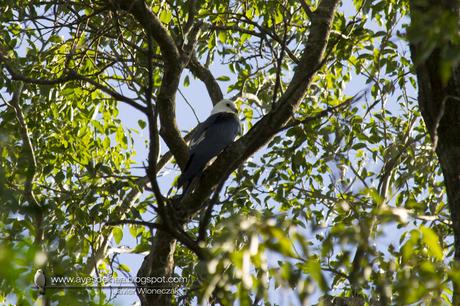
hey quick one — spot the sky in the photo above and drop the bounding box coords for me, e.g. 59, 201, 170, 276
0, 1, 430, 305
113, 60, 243, 304
113, 12, 417, 306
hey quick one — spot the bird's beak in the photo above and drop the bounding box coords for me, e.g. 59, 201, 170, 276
231, 105, 238, 113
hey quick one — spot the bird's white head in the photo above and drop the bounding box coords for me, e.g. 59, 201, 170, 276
211, 99, 238, 115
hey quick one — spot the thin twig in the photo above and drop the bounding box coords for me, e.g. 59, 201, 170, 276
279, 90, 367, 131
0, 50, 147, 113
6, 82, 43, 247
106, 220, 162, 229
197, 177, 227, 242
178, 88, 200, 123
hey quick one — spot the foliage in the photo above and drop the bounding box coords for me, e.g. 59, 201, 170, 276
0, 0, 456, 305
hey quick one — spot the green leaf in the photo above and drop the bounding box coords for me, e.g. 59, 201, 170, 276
159, 10, 172, 24
113, 227, 123, 244
138, 119, 146, 129
217, 75, 231, 81
119, 263, 131, 272
305, 258, 329, 292
129, 225, 138, 238
184, 75, 190, 87
420, 226, 443, 260
274, 10, 283, 24
115, 126, 128, 149
132, 242, 150, 254
218, 31, 227, 43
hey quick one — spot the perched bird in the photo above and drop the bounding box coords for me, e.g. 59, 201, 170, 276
34, 269, 46, 295
178, 99, 241, 194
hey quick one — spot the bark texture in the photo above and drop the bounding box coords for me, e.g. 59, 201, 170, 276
409, 1, 460, 304
137, 231, 177, 305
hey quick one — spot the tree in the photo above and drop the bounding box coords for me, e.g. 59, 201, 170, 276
409, 0, 460, 304
0, 0, 458, 305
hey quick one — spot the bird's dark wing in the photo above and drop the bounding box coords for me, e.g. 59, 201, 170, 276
188, 115, 215, 152
178, 112, 240, 189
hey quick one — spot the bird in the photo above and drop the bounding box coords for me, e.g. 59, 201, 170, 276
34, 269, 46, 295
177, 99, 241, 195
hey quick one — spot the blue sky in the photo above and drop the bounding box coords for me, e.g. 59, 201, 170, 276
0, 1, 430, 305
114, 66, 230, 304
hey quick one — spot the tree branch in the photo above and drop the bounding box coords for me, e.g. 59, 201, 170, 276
210, 20, 300, 64
106, 219, 162, 229
279, 90, 367, 131
6, 82, 38, 206
76, 73, 147, 113
5, 82, 44, 247
109, 0, 190, 168
197, 176, 227, 242
0, 50, 76, 85
178, 0, 340, 214
109, 0, 180, 65
184, 0, 197, 34
143, 34, 205, 260
0, 49, 147, 113
188, 54, 223, 105
85, 176, 147, 275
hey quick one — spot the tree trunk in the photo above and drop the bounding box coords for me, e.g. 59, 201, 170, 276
137, 231, 177, 306
409, 2, 460, 303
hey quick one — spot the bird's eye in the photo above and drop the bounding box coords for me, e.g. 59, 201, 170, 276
226, 103, 230, 106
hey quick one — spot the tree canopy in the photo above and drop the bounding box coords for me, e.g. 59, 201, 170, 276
1, 0, 460, 305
